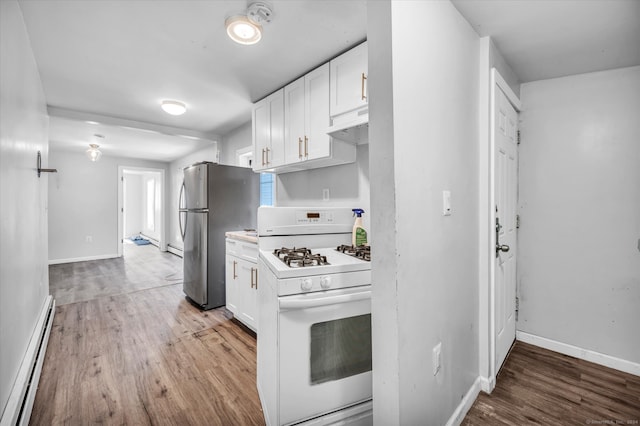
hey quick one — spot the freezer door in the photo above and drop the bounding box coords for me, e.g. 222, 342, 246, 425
183, 163, 208, 209
183, 211, 208, 306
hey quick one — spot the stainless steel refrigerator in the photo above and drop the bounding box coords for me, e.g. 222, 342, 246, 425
179, 162, 259, 310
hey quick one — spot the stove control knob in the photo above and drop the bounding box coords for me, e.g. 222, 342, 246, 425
320, 276, 332, 289
301, 278, 313, 292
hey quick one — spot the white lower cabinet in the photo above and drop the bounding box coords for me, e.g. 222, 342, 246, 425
225, 238, 259, 332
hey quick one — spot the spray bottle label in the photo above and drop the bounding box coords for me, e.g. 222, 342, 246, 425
355, 227, 367, 246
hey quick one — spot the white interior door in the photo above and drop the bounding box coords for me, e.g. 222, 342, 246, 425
494, 85, 518, 372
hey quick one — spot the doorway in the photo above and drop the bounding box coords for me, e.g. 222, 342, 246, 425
480, 68, 522, 392
117, 166, 166, 257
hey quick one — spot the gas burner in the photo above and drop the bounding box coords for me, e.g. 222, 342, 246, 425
336, 245, 371, 261
273, 247, 330, 267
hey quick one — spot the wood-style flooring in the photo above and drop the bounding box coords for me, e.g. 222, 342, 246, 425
30, 283, 264, 425
37, 248, 639, 425
463, 341, 640, 425
49, 243, 182, 305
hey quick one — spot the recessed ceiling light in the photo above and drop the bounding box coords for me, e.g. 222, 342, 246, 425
161, 100, 187, 116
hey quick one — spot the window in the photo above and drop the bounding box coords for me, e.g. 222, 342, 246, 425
260, 173, 274, 206
146, 179, 155, 231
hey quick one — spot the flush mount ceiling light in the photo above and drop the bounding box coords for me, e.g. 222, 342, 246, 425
225, 2, 273, 45
86, 143, 102, 162
161, 100, 187, 116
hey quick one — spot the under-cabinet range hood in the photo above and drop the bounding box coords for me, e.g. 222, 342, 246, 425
326, 108, 369, 144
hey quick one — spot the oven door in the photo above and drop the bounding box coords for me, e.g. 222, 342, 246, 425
278, 285, 372, 425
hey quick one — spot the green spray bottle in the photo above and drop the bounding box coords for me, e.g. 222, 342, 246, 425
352, 208, 368, 247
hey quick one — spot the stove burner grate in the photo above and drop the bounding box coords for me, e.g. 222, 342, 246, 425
273, 247, 330, 267
336, 244, 371, 261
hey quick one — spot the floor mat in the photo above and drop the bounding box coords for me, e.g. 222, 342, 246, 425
130, 235, 151, 245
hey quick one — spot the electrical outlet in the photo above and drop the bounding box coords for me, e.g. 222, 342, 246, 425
322, 188, 330, 201
433, 342, 442, 376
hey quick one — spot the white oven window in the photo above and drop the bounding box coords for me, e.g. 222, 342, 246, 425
309, 313, 372, 385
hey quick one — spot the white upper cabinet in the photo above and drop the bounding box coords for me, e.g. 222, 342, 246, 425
253, 50, 359, 173
285, 63, 331, 164
253, 88, 284, 172
329, 41, 368, 117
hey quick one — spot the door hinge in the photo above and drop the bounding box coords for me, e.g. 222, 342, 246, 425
516, 214, 520, 229
517, 130, 521, 145
515, 296, 520, 321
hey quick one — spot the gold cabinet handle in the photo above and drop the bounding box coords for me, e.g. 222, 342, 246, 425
233, 260, 238, 279
361, 73, 367, 101
261, 148, 266, 166
265, 147, 270, 165
298, 137, 303, 159
304, 136, 308, 158
250, 267, 258, 289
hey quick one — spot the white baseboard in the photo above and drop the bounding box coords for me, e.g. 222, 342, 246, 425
167, 245, 183, 258
49, 253, 119, 265
1, 296, 55, 426
516, 331, 640, 377
479, 375, 495, 393
139, 233, 159, 247
445, 376, 481, 426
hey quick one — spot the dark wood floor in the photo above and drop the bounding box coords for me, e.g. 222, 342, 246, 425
30, 283, 264, 425
463, 341, 640, 425
49, 243, 182, 305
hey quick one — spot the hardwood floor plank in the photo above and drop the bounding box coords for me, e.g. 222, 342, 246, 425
463, 342, 640, 425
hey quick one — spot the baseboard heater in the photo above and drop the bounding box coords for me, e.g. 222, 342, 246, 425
1, 296, 55, 426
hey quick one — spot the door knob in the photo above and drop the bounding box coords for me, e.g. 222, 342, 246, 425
496, 244, 510, 254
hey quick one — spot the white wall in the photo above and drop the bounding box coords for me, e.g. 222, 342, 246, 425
48, 150, 169, 262
219, 122, 252, 166
275, 145, 371, 229
123, 172, 142, 237
368, 1, 480, 423
0, 0, 50, 417
518, 66, 640, 364
167, 144, 218, 251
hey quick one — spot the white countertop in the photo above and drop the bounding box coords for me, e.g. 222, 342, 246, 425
225, 230, 258, 244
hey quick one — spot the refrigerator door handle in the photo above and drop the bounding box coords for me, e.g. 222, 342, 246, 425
179, 180, 187, 241
179, 180, 186, 209
179, 211, 187, 241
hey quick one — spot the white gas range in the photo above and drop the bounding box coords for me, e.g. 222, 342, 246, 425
256, 207, 373, 426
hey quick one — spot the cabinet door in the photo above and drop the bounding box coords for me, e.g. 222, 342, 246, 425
284, 76, 306, 164
329, 41, 368, 117
305, 63, 330, 161
238, 260, 258, 331
268, 89, 285, 168
253, 89, 285, 171
252, 97, 270, 171
225, 255, 239, 314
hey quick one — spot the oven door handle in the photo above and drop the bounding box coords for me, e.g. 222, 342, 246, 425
279, 290, 371, 310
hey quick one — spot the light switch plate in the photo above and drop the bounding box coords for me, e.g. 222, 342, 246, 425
442, 190, 452, 216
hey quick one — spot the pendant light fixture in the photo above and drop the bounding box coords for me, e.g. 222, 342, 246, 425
86, 144, 102, 162
225, 2, 273, 45
86, 134, 104, 162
